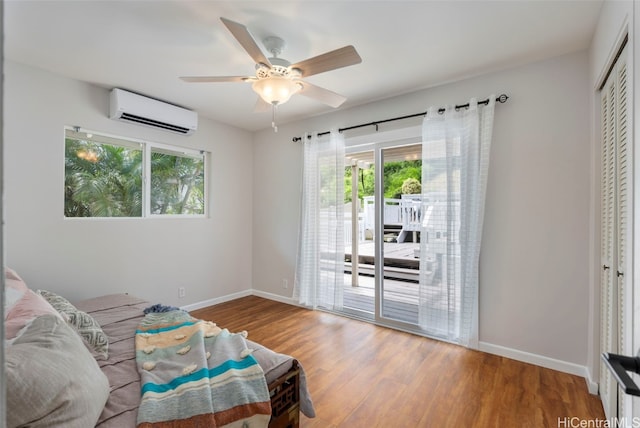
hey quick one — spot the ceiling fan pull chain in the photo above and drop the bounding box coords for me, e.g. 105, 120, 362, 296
272, 104, 278, 132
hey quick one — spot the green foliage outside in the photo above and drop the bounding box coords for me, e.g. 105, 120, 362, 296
65, 139, 143, 217
150, 152, 205, 215
344, 165, 374, 203
401, 177, 421, 194
65, 138, 205, 217
344, 160, 422, 203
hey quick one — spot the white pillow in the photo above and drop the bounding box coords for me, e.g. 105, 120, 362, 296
5, 271, 28, 315
7, 314, 110, 427
5, 286, 25, 313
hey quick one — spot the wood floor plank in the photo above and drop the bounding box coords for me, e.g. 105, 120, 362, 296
190, 296, 605, 427
340, 378, 408, 427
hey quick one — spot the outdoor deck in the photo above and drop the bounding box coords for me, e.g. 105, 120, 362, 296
343, 241, 420, 323
343, 274, 420, 324
342, 241, 454, 326
345, 241, 420, 269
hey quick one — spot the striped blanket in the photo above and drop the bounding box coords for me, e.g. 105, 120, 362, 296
135, 310, 271, 427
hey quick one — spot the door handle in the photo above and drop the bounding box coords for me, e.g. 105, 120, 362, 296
618, 270, 624, 277
602, 352, 640, 396
604, 265, 610, 270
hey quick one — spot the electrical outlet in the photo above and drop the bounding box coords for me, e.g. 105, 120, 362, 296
178, 287, 186, 298
282, 279, 288, 289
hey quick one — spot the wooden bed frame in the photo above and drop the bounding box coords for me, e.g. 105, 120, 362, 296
268, 361, 301, 428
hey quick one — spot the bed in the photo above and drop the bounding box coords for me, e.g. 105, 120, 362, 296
76, 293, 314, 428
5, 268, 314, 428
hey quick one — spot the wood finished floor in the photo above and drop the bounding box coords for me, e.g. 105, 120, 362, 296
190, 296, 605, 428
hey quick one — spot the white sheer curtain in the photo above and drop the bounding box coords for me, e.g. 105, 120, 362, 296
294, 131, 345, 311
418, 96, 495, 348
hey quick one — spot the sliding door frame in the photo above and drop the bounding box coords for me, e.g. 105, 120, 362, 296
341, 127, 428, 335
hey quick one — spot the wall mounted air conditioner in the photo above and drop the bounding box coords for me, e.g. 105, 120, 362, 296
109, 88, 198, 135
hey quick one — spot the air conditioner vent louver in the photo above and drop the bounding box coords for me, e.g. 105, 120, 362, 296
119, 113, 191, 135
109, 88, 198, 135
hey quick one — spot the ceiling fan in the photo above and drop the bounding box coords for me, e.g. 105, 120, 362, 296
180, 17, 362, 131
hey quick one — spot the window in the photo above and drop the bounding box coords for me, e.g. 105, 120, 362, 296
150, 148, 205, 215
64, 128, 206, 218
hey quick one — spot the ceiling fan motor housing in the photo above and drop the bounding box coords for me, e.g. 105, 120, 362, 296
255, 61, 301, 80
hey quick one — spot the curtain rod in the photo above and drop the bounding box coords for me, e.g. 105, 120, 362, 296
291, 93, 509, 142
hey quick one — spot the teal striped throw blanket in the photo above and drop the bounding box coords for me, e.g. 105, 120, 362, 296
135, 310, 271, 427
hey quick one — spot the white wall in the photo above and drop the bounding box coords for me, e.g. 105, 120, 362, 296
252, 51, 592, 372
4, 61, 254, 306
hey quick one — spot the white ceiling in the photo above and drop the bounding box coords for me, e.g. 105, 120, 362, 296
5, 0, 603, 132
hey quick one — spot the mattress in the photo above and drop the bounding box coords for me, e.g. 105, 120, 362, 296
74, 293, 314, 427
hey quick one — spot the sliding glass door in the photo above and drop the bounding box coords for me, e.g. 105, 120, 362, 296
341, 140, 423, 331
380, 144, 421, 325
342, 148, 375, 319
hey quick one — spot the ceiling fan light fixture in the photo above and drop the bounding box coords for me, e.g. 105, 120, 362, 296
252, 76, 301, 105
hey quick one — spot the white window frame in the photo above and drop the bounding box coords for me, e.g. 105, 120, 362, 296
144, 142, 207, 218
64, 126, 208, 219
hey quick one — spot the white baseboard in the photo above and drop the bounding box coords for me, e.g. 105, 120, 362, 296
251, 289, 298, 305
585, 370, 599, 395
180, 289, 252, 312
180, 289, 297, 312
479, 342, 596, 393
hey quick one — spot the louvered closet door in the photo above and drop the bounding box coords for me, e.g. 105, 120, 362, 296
600, 43, 629, 421
615, 50, 630, 421
600, 69, 616, 419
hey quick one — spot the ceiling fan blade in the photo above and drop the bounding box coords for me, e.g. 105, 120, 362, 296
220, 17, 272, 68
290, 45, 362, 78
180, 76, 251, 83
254, 97, 271, 113
298, 81, 347, 108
